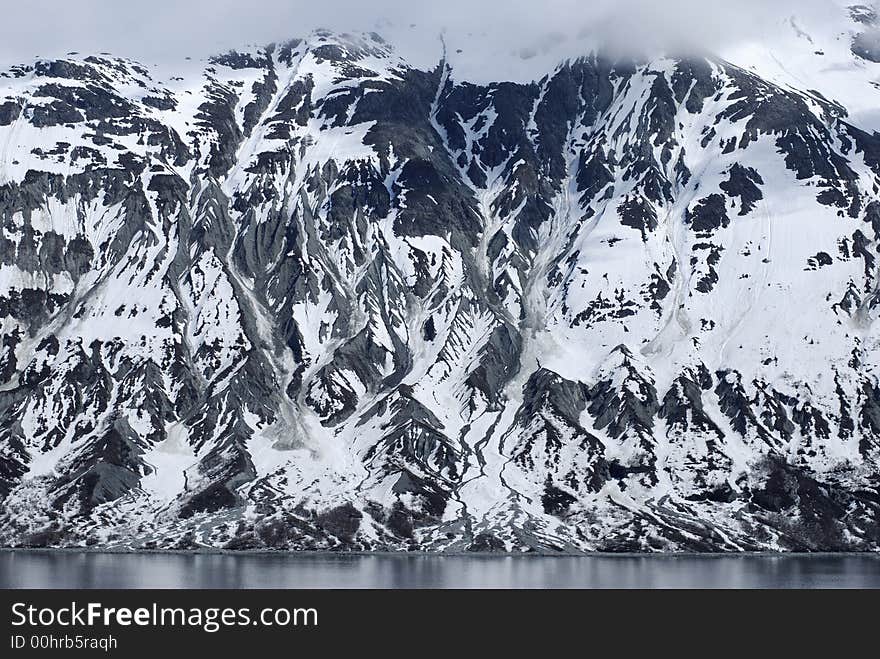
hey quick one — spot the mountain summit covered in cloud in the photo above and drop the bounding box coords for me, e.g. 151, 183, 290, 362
1, 4, 880, 551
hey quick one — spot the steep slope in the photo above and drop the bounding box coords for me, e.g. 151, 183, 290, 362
1, 15, 879, 551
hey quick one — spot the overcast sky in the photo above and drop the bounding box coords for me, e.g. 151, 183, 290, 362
0, 0, 844, 80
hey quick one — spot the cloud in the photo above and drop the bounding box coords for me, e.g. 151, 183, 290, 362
0, 0, 855, 81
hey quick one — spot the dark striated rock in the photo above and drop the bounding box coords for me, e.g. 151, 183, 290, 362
0, 31, 879, 552
720, 164, 763, 216
316, 503, 363, 542
687, 194, 729, 234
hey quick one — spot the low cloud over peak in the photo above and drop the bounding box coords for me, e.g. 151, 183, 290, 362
0, 0, 867, 81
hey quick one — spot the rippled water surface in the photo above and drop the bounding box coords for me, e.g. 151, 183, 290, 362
1, 551, 878, 588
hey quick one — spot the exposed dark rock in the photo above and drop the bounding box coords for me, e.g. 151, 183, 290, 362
0, 29, 879, 552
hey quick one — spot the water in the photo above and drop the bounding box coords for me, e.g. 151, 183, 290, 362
1, 551, 879, 588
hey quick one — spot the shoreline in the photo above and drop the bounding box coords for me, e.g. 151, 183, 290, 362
1, 547, 878, 558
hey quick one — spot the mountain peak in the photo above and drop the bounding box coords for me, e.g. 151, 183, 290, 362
1, 25, 880, 552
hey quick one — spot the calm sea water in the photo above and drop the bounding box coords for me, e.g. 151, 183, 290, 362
1, 551, 878, 589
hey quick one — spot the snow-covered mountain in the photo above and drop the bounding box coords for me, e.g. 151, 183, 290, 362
2, 5, 880, 552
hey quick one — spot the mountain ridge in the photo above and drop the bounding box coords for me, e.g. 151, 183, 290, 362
1, 20, 880, 551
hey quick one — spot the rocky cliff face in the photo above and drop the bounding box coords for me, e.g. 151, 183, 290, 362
1, 14, 880, 551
